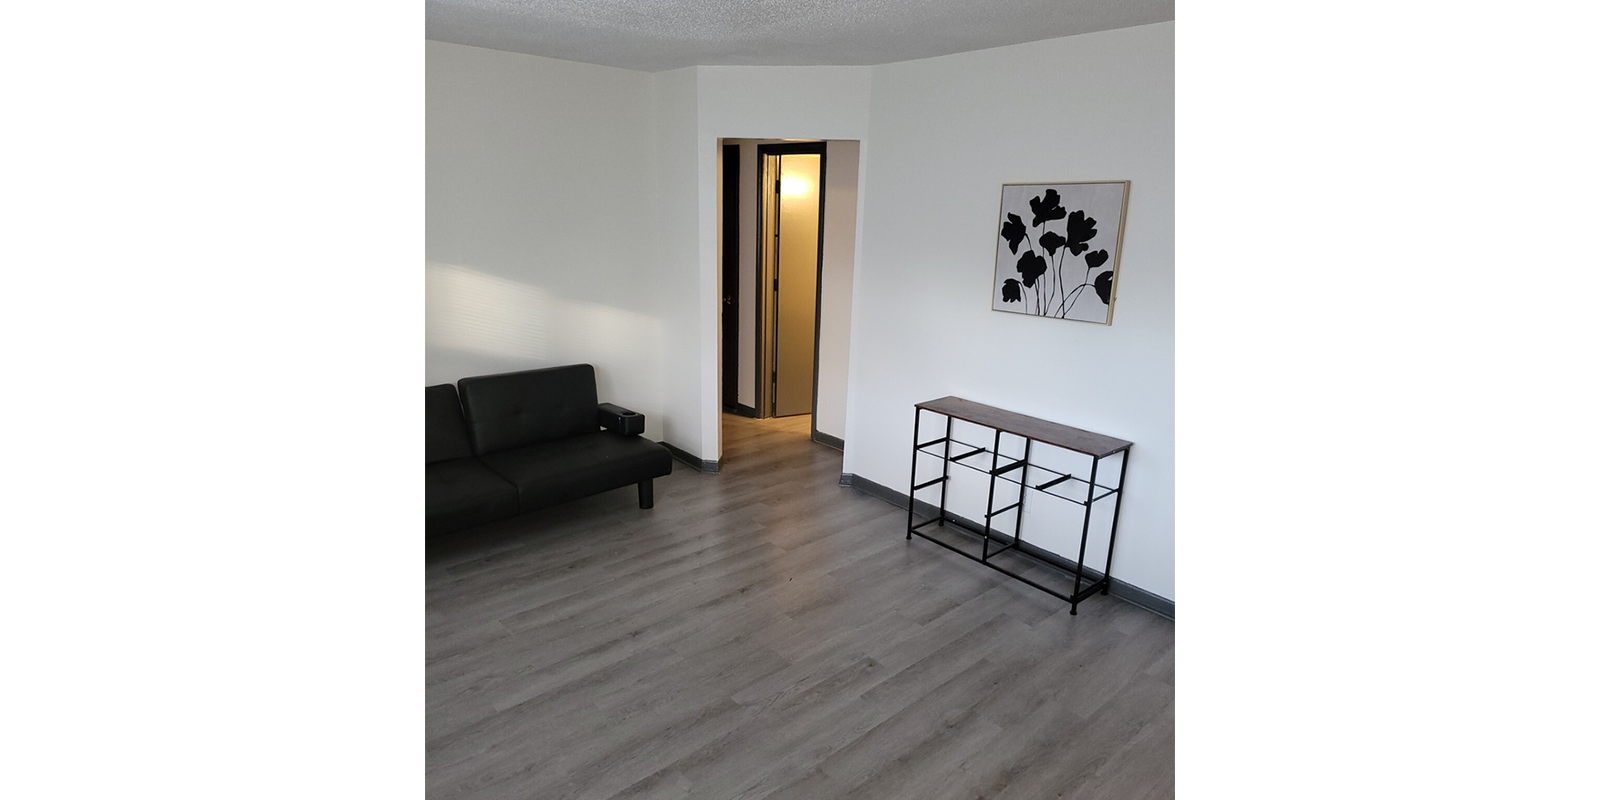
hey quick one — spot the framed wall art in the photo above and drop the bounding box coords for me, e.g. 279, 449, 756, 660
991, 181, 1130, 324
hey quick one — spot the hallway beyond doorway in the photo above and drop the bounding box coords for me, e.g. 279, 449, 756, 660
719, 412, 817, 472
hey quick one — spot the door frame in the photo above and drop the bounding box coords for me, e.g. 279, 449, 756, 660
721, 143, 740, 412
754, 141, 828, 424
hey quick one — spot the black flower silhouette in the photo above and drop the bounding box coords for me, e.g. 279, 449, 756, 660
1016, 251, 1047, 287
1000, 214, 1027, 254
1017, 251, 1043, 313
1001, 279, 1022, 303
1093, 271, 1114, 305
1039, 230, 1065, 256
1030, 189, 1066, 227
1061, 248, 1113, 316
1065, 210, 1098, 255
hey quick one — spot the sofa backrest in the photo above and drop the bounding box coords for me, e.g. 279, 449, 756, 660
457, 364, 599, 455
426, 384, 474, 464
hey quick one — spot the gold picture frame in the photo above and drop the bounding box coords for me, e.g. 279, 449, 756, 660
991, 180, 1130, 325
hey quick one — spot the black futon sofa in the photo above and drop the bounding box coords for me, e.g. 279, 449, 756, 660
426, 364, 673, 534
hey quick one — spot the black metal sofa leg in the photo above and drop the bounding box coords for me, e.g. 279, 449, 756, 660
637, 479, 654, 509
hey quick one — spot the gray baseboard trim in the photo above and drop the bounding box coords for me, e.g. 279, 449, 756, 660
660, 441, 720, 474
724, 403, 759, 419
838, 473, 1173, 621
811, 431, 845, 451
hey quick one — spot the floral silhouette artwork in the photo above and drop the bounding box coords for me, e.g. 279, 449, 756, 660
991, 181, 1129, 324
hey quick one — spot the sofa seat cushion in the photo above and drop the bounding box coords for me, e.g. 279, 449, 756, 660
426, 457, 520, 533
481, 432, 672, 512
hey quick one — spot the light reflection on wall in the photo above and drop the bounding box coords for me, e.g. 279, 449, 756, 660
556, 297, 664, 361
780, 175, 811, 197
426, 262, 551, 359
426, 262, 665, 379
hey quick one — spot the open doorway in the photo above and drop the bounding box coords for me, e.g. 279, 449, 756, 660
718, 138, 859, 463
758, 143, 825, 419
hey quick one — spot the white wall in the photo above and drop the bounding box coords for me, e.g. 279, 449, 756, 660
650, 67, 705, 453
815, 139, 859, 441
844, 23, 1175, 600
425, 41, 666, 437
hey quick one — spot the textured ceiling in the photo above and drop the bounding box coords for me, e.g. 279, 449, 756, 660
426, 0, 1176, 72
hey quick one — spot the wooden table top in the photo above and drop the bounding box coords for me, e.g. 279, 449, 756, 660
916, 396, 1133, 458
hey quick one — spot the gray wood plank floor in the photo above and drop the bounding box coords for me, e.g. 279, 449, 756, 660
428, 414, 1174, 799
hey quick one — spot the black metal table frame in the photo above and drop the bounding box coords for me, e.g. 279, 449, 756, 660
904, 403, 1131, 615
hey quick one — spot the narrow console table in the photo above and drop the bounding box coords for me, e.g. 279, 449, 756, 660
905, 397, 1132, 614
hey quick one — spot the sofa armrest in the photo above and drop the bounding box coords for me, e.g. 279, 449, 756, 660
597, 403, 645, 436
